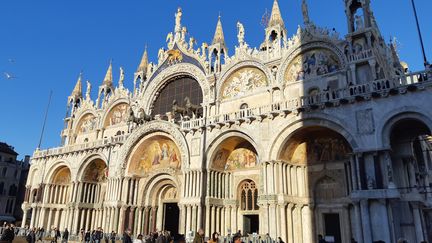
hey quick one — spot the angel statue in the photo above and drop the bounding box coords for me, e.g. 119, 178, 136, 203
237, 21, 245, 46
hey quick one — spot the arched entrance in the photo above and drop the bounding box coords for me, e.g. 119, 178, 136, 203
388, 118, 432, 243
125, 133, 183, 235
278, 126, 352, 243
207, 135, 260, 236
44, 165, 72, 230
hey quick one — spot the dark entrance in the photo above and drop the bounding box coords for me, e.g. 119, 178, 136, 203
324, 213, 342, 243
163, 203, 180, 234
243, 215, 259, 234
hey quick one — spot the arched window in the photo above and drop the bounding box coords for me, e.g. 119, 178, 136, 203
151, 76, 203, 117
2, 167, 6, 177
239, 180, 259, 211
240, 103, 249, 110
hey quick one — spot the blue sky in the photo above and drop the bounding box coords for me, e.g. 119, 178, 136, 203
0, 0, 431, 158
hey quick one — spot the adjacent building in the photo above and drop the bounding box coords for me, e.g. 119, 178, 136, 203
23, 0, 432, 243
0, 142, 30, 224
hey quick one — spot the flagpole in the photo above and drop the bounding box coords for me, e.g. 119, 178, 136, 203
37, 90, 53, 149
410, 0, 428, 67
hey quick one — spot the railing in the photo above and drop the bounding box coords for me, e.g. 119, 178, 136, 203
33, 134, 129, 158
181, 69, 432, 131
34, 70, 432, 156
348, 49, 373, 62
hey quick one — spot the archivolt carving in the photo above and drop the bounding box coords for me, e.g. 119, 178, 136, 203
217, 60, 273, 99
142, 63, 210, 113
117, 120, 190, 176
277, 41, 346, 84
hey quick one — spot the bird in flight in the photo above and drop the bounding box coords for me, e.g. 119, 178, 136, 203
8, 58, 15, 63
3, 72, 17, 80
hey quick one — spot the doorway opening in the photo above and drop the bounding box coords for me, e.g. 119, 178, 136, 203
163, 203, 180, 234
243, 214, 259, 234
324, 213, 342, 243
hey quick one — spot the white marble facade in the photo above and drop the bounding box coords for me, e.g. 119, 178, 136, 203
22, 1, 432, 243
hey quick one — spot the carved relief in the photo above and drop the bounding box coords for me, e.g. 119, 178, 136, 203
285, 48, 340, 82
78, 114, 97, 134
356, 109, 375, 134
128, 135, 181, 176
221, 67, 268, 99
106, 103, 129, 126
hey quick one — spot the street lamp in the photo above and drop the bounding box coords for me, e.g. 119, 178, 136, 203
410, 0, 429, 68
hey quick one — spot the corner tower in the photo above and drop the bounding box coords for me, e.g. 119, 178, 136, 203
208, 15, 228, 73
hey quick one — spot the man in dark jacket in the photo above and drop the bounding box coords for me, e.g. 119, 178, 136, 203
0, 224, 15, 243
122, 229, 132, 243
26, 228, 36, 243
192, 229, 204, 243
62, 228, 69, 243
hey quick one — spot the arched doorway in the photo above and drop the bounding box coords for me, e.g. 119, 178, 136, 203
238, 180, 259, 234
208, 135, 259, 236
44, 166, 72, 230
125, 133, 183, 235
278, 126, 352, 243
388, 118, 432, 243
77, 158, 107, 232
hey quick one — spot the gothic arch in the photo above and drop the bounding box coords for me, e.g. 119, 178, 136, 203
269, 115, 359, 162
118, 120, 190, 176
206, 130, 262, 170
217, 60, 273, 100
379, 107, 432, 148
277, 41, 347, 84
143, 63, 210, 113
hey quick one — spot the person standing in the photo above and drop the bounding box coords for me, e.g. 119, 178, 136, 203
192, 229, 205, 243
110, 231, 117, 243
122, 229, 133, 243
207, 232, 219, 243
26, 228, 36, 243
62, 228, 69, 243
0, 224, 15, 243
134, 234, 144, 243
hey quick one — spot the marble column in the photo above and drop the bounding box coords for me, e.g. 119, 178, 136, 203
353, 202, 363, 243
30, 208, 36, 228
360, 200, 372, 243
22, 209, 28, 227
412, 204, 425, 242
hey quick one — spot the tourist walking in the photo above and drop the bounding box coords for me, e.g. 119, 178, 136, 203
134, 234, 144, 243
192, 229, 205, 243
110, 231, 117, 243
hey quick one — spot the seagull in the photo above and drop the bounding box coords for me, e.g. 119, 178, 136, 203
8, 59, 15, 63
3, 72, 17, 80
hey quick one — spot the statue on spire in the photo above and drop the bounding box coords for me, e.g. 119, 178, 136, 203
119, 67, 125, 88
302, 0, 310, 25
86, 80, 92, 100
175, 7, 182, 33
237, 21, 245, 46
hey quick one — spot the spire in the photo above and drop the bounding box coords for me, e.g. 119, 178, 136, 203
102, 60, 113, 86
302, 0, 310, 25
268, 0, 285, 28
212, 15, 226, 45
71, 72, 83, 99
137, 46, 149, 72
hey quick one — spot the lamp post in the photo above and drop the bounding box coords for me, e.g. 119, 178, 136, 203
410, 0, 429, 68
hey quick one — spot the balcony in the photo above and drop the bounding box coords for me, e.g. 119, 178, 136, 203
33, 134, 128, 159
181, 70, 432, 132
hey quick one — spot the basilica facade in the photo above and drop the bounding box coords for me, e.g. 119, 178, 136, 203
22, 0, 432, 243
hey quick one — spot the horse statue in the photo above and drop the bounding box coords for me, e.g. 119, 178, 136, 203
184, 96, 201, 117
127, 107, 152, 132
167, 49, 183, 65
172, 99, 187, 118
